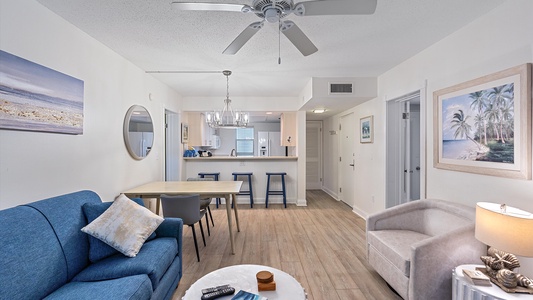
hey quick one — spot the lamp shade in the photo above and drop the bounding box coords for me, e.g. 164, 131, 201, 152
475, 202, 533, 257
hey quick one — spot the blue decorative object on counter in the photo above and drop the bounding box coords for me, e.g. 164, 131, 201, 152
183, 149, 198, 157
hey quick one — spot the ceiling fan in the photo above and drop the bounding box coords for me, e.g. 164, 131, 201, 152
171, 0, 377, 57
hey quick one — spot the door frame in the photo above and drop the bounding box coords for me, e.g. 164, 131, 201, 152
385, 86, 427, 208
165, 109, 181, 182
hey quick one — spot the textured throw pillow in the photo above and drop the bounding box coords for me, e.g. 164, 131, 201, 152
81, 194, 164, 258
82, 197, 157, 262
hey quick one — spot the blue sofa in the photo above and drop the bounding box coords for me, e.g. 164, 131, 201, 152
0, 190, 183, 300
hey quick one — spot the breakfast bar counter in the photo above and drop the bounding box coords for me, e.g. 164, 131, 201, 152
183, 156, 297, 161
183, 156, 298, 206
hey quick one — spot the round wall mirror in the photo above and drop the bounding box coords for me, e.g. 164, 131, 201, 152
123, 105, 154, 160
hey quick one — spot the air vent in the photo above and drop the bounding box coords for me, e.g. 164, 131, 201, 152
329, 83, 353, 94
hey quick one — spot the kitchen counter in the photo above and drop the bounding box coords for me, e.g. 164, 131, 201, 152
183, 156, 297, 161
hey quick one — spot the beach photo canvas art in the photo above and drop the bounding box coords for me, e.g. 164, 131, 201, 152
433, 63, 531, 179
0, 50, 84, 134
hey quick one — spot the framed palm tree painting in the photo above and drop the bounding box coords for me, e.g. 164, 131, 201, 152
433, 63, 531, 179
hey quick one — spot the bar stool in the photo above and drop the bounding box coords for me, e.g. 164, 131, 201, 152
232, 172, 254, 208
265, 172, 287, 208
198, 172, 221, 208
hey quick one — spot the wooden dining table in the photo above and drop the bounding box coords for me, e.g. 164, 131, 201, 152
123, 180, 243, 254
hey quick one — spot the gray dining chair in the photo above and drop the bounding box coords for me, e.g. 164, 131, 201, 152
187, 177, 215, 235
160, 194, 205, 262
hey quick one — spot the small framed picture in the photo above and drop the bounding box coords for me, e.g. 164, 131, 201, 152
181, 123, 189, 144
360, 115, 373, 143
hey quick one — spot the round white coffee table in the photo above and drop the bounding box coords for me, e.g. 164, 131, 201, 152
182, 264, 307, 300
452, 264, 532, 300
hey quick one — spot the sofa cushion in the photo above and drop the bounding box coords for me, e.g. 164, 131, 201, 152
44, 274, 152, 300
25, 190, 101, 280
81, 194, 164, 258
0, 206, 68, 300
73, 237, 178, 290
367, 230, 430, 276
82, 197, 157, 262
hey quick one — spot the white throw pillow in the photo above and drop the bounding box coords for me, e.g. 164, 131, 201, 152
81, 194, 164, 257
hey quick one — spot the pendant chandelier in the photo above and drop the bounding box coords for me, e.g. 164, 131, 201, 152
205, 70, 249, 129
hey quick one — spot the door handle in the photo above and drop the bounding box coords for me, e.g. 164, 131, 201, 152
349, 163, 355, 167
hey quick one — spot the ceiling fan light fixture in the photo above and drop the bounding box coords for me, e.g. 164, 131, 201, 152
264, 8, 280, 23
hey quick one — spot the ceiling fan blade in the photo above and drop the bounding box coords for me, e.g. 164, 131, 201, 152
223, 22, 264, 55
171, 2, 249, 13
293, 0, 377, 16
280, 21, 318, 56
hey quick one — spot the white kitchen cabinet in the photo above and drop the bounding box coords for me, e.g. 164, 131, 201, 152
187, 112, 215, 147
280, 112, 297, 147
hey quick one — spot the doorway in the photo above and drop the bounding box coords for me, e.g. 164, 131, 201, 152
306, 121, 323, 190
386, 91, 423, 208
339, 113, 355, 207
165, 110, 180, 181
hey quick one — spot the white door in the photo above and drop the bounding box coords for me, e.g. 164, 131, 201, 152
401, 101, 411, 204
165, 110, 180, 181
400, 102, 421, 203
339, 113, 355, 207
409, 109, 421, 200
306, 121, 322, 189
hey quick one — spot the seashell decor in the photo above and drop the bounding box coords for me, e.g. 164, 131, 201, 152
517, 274, 533, 289
496, 269, 518, 288
481, 247, 533, 291
486, 247, 521, 270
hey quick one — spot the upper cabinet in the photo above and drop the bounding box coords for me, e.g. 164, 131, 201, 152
187, 112, 214, 147
280, 112, 297, 147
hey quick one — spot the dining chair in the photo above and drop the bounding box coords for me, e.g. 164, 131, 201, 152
160, 194, 205, 262
187, 177, 215, 235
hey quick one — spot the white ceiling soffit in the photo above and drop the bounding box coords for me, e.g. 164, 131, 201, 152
35, 0, 506, 119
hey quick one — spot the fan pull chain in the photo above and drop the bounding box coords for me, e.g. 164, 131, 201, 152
278, 19, 281, 65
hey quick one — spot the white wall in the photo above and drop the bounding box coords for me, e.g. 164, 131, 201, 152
323, 0, 533, 275
0, 0, 182, 209
182, 96, 299, 112
381, 0, 533, 212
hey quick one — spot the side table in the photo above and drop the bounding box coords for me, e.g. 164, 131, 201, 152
452, 264, 532, 300
182, 264, 307, 300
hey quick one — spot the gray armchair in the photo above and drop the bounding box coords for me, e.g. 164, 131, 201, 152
366, 199, 486, 300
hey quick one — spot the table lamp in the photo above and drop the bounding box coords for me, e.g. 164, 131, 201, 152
475, 202, 533, 291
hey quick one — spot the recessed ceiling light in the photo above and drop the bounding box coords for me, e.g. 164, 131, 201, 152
313, 109, 326, 114
266, 112, 273, 115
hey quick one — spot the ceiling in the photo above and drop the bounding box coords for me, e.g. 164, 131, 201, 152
36, 0, 505, 120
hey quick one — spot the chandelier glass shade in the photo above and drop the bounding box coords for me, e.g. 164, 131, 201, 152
205, 70, 249, 129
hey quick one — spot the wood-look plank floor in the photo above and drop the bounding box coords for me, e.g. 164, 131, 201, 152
171, 190, 401, 300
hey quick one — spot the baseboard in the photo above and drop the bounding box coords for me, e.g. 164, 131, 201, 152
321, 187, 338, 200
352, 206, 368, 220
296, 198, 307, 206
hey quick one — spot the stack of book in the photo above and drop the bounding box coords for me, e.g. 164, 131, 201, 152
462, 269, 492, 286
